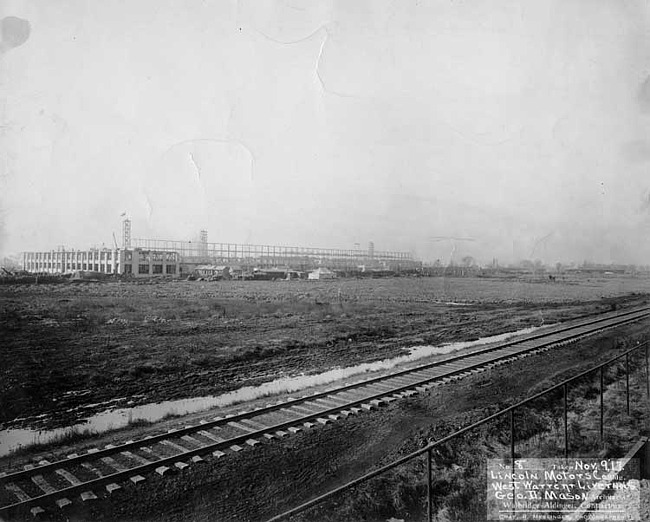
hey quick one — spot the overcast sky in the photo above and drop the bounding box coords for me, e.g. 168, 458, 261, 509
1, 0, 649, 265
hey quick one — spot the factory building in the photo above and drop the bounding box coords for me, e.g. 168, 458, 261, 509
22, 248, 180, 277
22, 219, 419, 277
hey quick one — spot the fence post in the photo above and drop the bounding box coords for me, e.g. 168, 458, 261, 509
646, 343, 649, 399
510, 409, 516, 464
600, 366, 604, 444
510, 408, 516, 518
626, 353, 630, 416
563, 383, 569, 459
427, 448, 433, 522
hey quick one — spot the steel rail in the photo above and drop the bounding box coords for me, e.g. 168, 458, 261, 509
266, 341, 650, 522
0, 307, 648, 516
1, 307, 645, 485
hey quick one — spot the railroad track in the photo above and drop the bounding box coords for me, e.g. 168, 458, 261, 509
1, 306, 649, 518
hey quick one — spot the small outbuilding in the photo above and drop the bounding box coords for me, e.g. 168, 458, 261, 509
307, 267, 336, 280
194, 265, 231, 280
252, 268, 288, 280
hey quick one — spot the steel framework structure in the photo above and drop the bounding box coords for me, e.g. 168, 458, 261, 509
131, 238, 418, 270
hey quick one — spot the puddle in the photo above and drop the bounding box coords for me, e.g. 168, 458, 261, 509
0, 323, 547, 457
407, 326, 542, 359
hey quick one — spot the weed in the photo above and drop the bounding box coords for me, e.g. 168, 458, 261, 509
7, 426, 98, 457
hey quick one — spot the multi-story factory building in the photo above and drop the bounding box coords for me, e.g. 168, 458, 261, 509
22, 248, 180, 277
22, 219, 419, 277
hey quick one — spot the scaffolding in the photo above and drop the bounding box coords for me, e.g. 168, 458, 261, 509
122, 219, 132, 248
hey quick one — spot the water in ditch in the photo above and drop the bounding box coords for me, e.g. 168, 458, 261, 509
0, 324, 545, 457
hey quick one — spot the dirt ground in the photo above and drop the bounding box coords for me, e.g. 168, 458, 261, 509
2, 275, 649, 431
2, 275, 650, 521
6, 318, 647, 522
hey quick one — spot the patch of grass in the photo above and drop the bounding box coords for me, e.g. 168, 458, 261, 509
7, 416, 155, 460
8, 426, 99, 457
124, 413, 153, 428
160, 410, 183, 421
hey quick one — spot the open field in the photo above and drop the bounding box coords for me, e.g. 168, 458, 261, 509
2, 274, 650, 520
2, 274, 650, 433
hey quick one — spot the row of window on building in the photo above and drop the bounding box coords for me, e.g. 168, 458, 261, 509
28, 251, 116, 261
23, 261, 178, 276
23, 249, 180, 277
33, 262, 116, 272
134, 264, 177, 275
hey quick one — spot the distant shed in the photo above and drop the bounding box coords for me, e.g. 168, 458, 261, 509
252, 268, 288, 280
308, 267, 336, 280
195, 265, 231, 279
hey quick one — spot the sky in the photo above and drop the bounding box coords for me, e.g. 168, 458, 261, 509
1, 0, 649, 265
